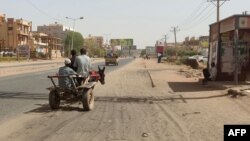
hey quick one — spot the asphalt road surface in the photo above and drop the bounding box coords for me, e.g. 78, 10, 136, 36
0, 58, 133, 121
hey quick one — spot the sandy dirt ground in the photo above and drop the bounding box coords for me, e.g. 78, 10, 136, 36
0, 58, 250, 141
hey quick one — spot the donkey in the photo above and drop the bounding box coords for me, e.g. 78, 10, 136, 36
89, 66, 105, 85
97, 66, 105, 85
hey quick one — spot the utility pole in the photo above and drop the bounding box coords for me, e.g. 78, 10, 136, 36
170, 27, 179, 47
217, 0, 219, 22
163, 34, 169, 56
164, 34, 169, 47
208, 0, 230, 22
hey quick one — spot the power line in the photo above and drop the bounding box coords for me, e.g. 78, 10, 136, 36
179, 3, 212, 30
25, 0, 66, 23
169, 0, 214, 41
178, 0, 207, 27
180, 0, 229, 35
181, 6, 216, 31
208, 0, 230, 22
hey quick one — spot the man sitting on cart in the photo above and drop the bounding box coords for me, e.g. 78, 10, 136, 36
58, 58, 77, 88
73, 48, 92, 85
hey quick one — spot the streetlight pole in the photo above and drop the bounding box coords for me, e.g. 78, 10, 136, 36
65, 16, 84, 51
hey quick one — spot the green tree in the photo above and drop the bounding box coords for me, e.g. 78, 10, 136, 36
88, 47, 106, 58
64, 31, 84, 56
200, 41, 209, 48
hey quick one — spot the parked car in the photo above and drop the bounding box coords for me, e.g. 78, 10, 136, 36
188, 55, 208, 62
0, 51, 16, 57
0, 51, 4, 56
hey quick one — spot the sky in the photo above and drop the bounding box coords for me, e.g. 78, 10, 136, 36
0, 0, 249, 48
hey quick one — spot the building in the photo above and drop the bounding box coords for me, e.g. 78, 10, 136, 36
37, 22, 72, 40
146, 46, 156, 57
84, 34, 104, 48
188, 37, 200, 46
37, 22, 72, 55
0, 14, 32, 53
209, 14, 250, 81
120, 45, 137, 56
46, 36, 62, 58
31, 32, 63, 59
31, 32, 48, 57
31, 32, 62, 59
0, 13, 6, 51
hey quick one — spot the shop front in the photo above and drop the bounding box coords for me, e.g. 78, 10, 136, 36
209, 15, 250, 81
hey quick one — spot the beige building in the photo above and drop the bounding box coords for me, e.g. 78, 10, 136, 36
84, 34, 104, 48
0, 14, 32, 52
0, 13, 6, 51
37, 22, 72, 40
47, 36, 62, 58
37, 22, 73, 55
31, 32, 62, 58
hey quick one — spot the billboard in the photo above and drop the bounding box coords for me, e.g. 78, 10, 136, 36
156, 46, 164, 53
110, 39, 133, 47
17, 45, 30, 57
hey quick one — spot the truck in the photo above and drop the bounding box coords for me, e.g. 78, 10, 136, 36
105, 53, 119, 66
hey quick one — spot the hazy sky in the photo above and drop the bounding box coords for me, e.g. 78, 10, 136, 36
0, 0, 249, 48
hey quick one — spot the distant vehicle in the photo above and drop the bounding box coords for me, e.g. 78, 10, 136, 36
188, 55, 208, 62
0, 51, 4, 56
0, 51, 16, 57
105, 55, 118, 66
8, 51, 16, 56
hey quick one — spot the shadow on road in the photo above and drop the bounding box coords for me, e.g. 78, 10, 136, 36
0, 91, 47, 100
25, 103, 85, 114
94, 94, 229, 103
168, 82, 226, 92
24, 93, 229, 114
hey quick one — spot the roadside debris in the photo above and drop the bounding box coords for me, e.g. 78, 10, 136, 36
178, 68, 203, 78
227, 89, 247, 98
142, 132, 149, 137
182, 112, 201, 117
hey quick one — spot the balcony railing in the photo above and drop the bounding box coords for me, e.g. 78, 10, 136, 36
17, 30, 31, 36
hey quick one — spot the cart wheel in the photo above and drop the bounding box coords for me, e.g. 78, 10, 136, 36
82, 88, 94, 111
49, 90, 60, 109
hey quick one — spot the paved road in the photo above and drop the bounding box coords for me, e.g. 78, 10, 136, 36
0, 58, 133, 121
0, 62, 62, 68
0, 58, 101, 68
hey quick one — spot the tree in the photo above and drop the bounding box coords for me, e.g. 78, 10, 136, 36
64, 31, 84, 56
88, 47, 106, 58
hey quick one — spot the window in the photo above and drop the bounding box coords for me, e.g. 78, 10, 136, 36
8, 27, 13, 30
